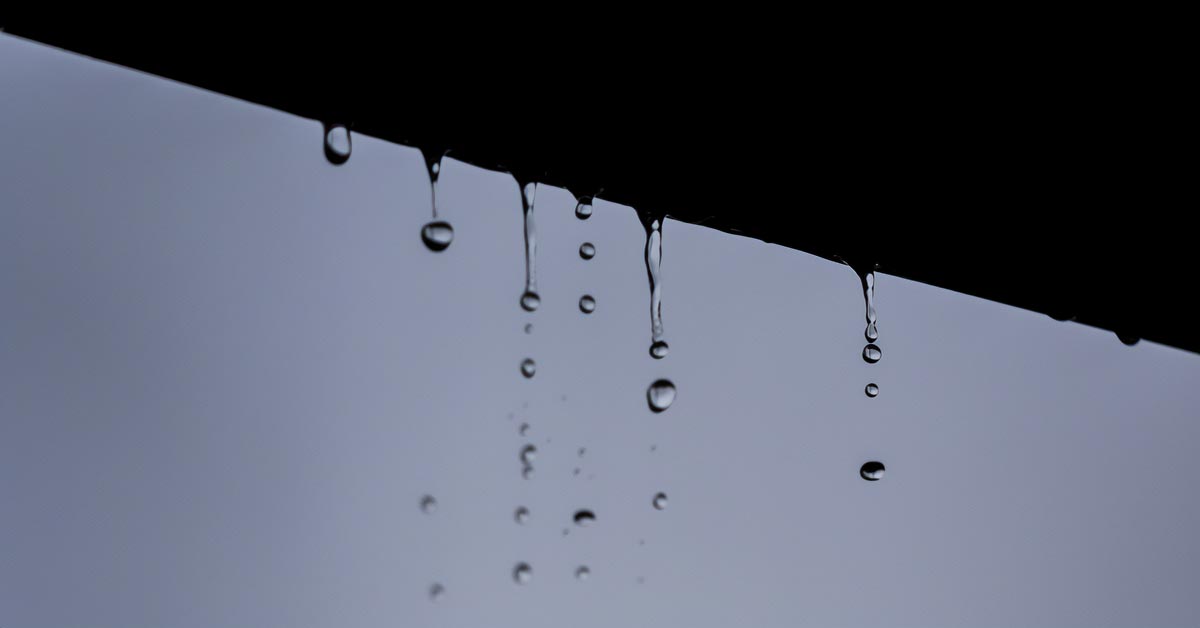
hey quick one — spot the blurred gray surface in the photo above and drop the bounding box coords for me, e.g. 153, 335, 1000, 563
2, 34, 1199, 628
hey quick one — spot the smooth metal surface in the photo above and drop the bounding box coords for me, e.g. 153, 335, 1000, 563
2, 35, 1199, 627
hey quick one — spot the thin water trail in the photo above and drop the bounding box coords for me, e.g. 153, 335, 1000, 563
519, 181, 540, 311
641, 214, 668, 358
859, 268, 878, 342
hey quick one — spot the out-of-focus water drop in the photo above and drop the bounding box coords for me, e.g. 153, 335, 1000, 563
515, 506, 530, 524
522, 465, 535, 480
524, 323, 533, 335
429, 583, 445, 602
521, 358, 536, 378
421, 221, 454, 252
575, 566, 591, 581
579, 242, 596, 260
518, 423, 530, 436
647, 379, 676, 412
323, 123, 351, 164
863, 344, 882, 364
579, 295, 596, 314
573, 509, 596, 527
860, 461, 886, 481
652, 492, 668, 510
865, 383, 879, 397
520, 444, 537, 465
513, 563, 533, 585
419, 494, 437, 514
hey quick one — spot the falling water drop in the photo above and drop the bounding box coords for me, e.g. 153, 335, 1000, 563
519, 181, 540, 311
652, 492, 668, 510
419, 495, 437, 514
323, 123, 351, 164
421, 221, 454, 251
865, 383, 879, 397
647, 379, 676, 413
860, 461, 886, 481
522, 465, 535, 480
649, 341, 670, 359
579, 242, 596, 260
575, 200, 593, 220
579, 295, 596, 314
513, 563, 533, 585
575, 566, 591, 581
640, 215, 669, 358
515, 507, 530, 524
521, 358, 537, 378
520, 444, 537, 465
862, 344, 882, 364
858, 267, 879, 342
429, 583, 445, 602
518, 423, 530, 436
578, 447, 586, 458
524, 323, 533, 335
573, 510, 596, 527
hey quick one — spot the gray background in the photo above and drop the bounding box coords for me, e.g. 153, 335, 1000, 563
2, 34, 1198, 627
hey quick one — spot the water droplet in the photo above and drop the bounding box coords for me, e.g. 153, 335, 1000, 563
642, 216, 668, 357
1118, 333, 1140, 346
520, 291, 541, 312
420, 494, 437, 514
858, 268, 879, 342
647, 379, 676, 413
575, 566, 591, 580
860, 461, 886, 481
518, 423, 530, 436
323, 123, 351, 164
521, 358, 536, 378
429, 582, 445, 601
652, 492, 668, 510
573, 467, 581, 476
579, 242, 596, 260
422, 151, 444, 220
421, 221, 454, 252
649, 340, 669, 359
520, 181, 539, 312
573, 509, 596, 527
862, 344, 882, 364
865, 383, 879, 397
522, 465, 535, 480
520, 444, 537, 465
513, 563, 533, 585
579, 295, 596, 314
575, 201, 593, 220
524, 323, 533, 334
515, 506, 530, 524
578, 447, 586, 458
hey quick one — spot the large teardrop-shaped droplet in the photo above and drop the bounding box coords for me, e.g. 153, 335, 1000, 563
421, 221, 454, 251
647, 379, 676, 413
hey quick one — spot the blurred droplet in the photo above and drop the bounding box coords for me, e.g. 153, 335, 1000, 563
652, 492, 668, 510
515, 506, 530, 524
323, 123, 351, 164
420, 495, 437, 514
429, 583, 445, 601
575, 566, 591, 580
513, 563, 533, 585
521, 358, 536, 378
573, 509, 596, 527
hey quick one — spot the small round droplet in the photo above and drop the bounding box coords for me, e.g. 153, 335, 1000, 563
860, 461, 886, 481
324, 124, 351, 164
575, 202, 593, 220
865, 322, 878, 342
652, 492, 668, 510
421, 221, 454, 252
865, 383, 879, 398
575, 566, 591, 581
521, 358, 536, 378
518, 423, 530, 436
520, 291, 541, 312
420, 494, 437, 514
647, 379, 676, 413
524, 323, 533, 334
650, 340, 669, 359
578, 447, 586, 458
513, 563, 533, 585
514, 506, 530, 524
579, 295, 596, 314
862, 344, 882, 364
520, 444, 537, 465
573, 509, 596, 527
579, 242, 596, 259
429, 582, 445, 602
522, 465, 535, 480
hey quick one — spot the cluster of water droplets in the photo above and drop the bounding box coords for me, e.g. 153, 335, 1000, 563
855, 265, 885, 481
